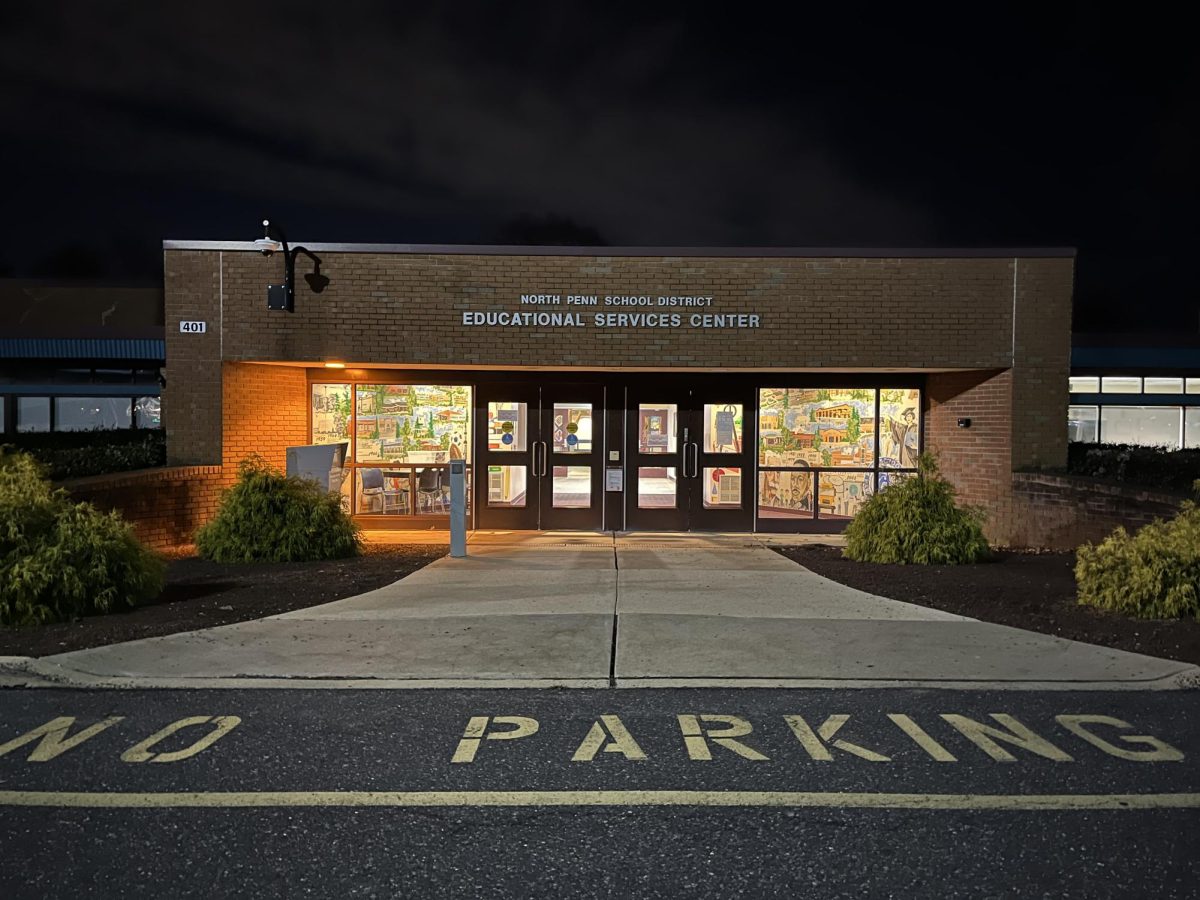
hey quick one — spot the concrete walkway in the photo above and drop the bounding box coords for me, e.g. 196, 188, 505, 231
10, 532, 1198, 689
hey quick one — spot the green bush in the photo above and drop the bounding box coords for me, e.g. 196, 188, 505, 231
0, 449, 165, 626
843, 455, 991, 564
196, 455, 361, 563
6, 429, 166, 480
1066, 443, 1200, 495
1075, 484, 1200, 620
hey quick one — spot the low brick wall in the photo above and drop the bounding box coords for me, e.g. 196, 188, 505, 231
1008, 472, 1186, 550
61, 466, 225, 551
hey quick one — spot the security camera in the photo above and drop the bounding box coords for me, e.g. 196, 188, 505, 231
255, 219, 281, 255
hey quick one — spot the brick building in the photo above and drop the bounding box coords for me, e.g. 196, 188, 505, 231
161, 242, 1075, 542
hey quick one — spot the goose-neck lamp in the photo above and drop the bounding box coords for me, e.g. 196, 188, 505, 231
255, 219, 328, 312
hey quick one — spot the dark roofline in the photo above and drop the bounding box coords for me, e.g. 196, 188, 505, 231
162, 240, 1076, 259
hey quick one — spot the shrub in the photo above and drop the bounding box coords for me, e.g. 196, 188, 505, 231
1075, 483, 1200, 620
6, 429, 166, 480
0, 449, 165, 626
196, 455, 361, 563
1066, 443, 1200, 495
843, 454, 991, 564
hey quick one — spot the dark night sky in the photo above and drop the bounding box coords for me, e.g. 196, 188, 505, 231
0, 2, 1195, 332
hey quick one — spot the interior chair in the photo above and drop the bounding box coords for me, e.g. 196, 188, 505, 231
417, 468, 445, 513
382, 473, 410, 515
359, 467, 385, 513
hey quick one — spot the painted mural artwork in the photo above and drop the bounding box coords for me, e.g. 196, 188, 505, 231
757, 469, 814, 518
878, 388, 921, 468
758, 388, 876, 468
354, 384, 471, 464
818, 471, 875, 519
311, 384, 352, 445
876, 470, 915, 492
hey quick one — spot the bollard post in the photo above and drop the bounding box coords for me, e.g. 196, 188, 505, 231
449, 459, 467, 558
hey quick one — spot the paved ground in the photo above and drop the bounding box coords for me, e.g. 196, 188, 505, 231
6, 532, 1196, 689
1, 686, 1196, 898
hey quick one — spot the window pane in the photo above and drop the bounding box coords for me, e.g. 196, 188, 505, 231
54, 397, 131, 431
637, 466, 676, 508
1068, 406, 1099, 443
487, 465, 527, 507
876, 471, 915, 492
17, 397, 49, 433
1102, 376, 1141, 394
311, 384, 351, 445
487, 401, 527, 451
1186, 409, 1200, 449
356, 385, 471, 464
703, 404, 743, 453
553, 403, 592, 453
552, 465, 591, 508
757, 470, 813, 519
758, 388, 879, 467
134, 397, 162, 429
1099, 406, 1181, 449
356, 468, 413, 515
1187, 378, 1200, 395
818, 471, 874, 520
878, 388, 921, 468
1144, 377, 1183, 394
702, 467, 742, 509
638, 405, 677, 453
1068, 376, 1099, 393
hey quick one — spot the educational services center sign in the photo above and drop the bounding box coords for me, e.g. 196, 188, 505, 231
461, 293, 761, 331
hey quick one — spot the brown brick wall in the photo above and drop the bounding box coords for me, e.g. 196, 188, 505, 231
62, 466, 223, 551
1008, 473, 1185, 550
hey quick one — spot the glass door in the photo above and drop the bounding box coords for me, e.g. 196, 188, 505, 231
686, 391, 754, 531
540, 384, 604, 530
625, 387, 689, 530
476, 384, 539, 529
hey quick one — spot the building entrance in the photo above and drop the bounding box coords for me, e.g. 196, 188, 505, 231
475, 383, 605, 530
625, 384, 754, 531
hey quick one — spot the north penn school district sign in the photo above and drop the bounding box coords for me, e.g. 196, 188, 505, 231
461, 293, 761, 331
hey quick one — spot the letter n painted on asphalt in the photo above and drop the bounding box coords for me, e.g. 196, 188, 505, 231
572, 715, 647, 762
451, 716, 539, 764
784, 715, 890, 762
121, 716, 242, 763
677, 715, 768, 761
1055, 715, 1185, 762
940, 714, 1072, 762
0, 717, 124, 763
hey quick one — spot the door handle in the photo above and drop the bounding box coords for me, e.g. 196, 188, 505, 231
539, 441, 549, 477
686, 442, 699, 478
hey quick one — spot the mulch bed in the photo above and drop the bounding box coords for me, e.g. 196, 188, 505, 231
0, 544, 447, 658
774, 545, 1200, 666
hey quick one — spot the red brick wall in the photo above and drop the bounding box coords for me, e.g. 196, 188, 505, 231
220, 362, 309, 487
62, 466, 223, 551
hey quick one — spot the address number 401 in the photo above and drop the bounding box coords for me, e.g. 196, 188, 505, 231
179, 321, 207, 334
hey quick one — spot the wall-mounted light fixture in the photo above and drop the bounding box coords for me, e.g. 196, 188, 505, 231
957, 417, 972, 428
257, 219, 329, 312
323, 361, 346, 369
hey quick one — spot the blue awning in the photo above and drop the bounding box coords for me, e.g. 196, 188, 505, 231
0, 338, 165, 361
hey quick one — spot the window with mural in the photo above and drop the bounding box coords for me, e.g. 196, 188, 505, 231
757, 387, 920, 524
311, 384, 352, 446
354, 384, 471, 464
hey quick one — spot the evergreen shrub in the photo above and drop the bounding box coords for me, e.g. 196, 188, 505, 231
843, 454, 991, 564
8, 429, 166, 480
0, 449, 165, 625
1075, 482, 1200, 620
196, 455, 361, 563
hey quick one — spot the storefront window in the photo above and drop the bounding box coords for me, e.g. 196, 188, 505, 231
487, 401, 527, 451
134, 397, 162, 429
1068, 376, 1099, 393
354, 384, 471, 464
878, 389, 921, 469
703, 404, 743, 453
53, 397, 132, 431
1068, 406, 1099, 443
311, 384, 352, 445
1099, 406, 1181, 449
17, 397, 49, 432
758, 389, 878, 468
638, 404, 676, 453
818, 471, 874, 520
757, 470, 813, 520
553, 403, 592, 453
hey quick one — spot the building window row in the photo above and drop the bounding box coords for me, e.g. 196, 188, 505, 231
1069, 376, 1200, 395
1069, 405, 1200, 449
2, 395, 161, 434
